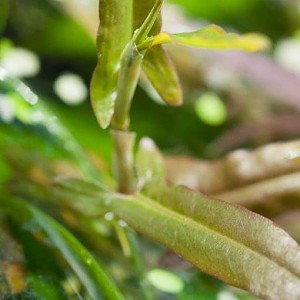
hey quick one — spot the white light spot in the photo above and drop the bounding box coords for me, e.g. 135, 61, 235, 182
285, 149, 300, 160
140, 137, 156, 151
275, 38, 300, 75
54, 73, 88, 105
0, 67, 7, 80
0, 95, 14, 123
1, 48, 40, 78
217, 291, 239, 300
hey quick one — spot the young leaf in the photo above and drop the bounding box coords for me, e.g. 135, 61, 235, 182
134, 0, 182, 106
149, 25, 271, 52
133, 0, 162, 34
136, 137, 165, 187
133, 0, 163, 45
0, 197, 125, 300
90, 0, 133, 129
142, 46, 183, 106
54, 181, 300, 299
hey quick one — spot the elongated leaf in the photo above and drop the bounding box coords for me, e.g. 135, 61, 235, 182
0, 197, 124, 300
134, 0, 182, 106
142, 46, 182, 106
151, 25, 270, 52
54, 180, 300, 299
90, 0, 133, 129
133, 0, 163, 45
133, 0, 162, 34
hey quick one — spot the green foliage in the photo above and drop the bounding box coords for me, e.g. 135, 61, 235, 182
0, 0, 300, 299
54, 178, 300, 299
150, 25, 270, 51
1, 197, 124, 300
90, 0, 133, 129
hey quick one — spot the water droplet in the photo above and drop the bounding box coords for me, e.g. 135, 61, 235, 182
104, 212, 114, 221
16, 82, 38, 105
118, 220, 127, 227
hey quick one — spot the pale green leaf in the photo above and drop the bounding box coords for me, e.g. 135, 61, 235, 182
151, 25, 271, 52
90, 0, 133, 129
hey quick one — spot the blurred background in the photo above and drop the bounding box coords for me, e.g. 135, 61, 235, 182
1, 0, 300, 159
1, 0, 300, 299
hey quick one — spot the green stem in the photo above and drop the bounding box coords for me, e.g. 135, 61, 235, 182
111, 42, 143, 131
111, 130, 136, 194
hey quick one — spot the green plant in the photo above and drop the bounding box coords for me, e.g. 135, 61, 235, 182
0, 0, 300, 299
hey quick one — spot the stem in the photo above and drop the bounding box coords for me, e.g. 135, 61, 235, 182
111, 42, 143, 131
111, 130, 136, 194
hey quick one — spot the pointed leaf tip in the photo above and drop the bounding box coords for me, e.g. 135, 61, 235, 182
151, 24, 271, 52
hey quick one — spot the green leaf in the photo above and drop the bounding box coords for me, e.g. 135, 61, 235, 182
0, 197, 125, 300
133, 0, 163, 45
133, 0, 162, 34
136, 137, 165, 187
142, 46, 183, 106
55, 181, 300, 299
90, 0, 133, 129
134, 0, 182, 106
150, 25, 271, 52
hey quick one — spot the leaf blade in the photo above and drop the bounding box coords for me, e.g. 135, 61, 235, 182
151, 25, 271, 52
90, 0, 133, 129
142, 46, 182, 106
112, 187, 300, 299
55, 180, 300, 299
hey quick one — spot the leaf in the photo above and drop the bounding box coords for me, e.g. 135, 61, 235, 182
0, 70, 100, 179
0, 197, 125, 300
133, 0, 163, 45
134, 0, 182, 106
54, 180, 300, 299
136, 137, 165, 187
151, 25, 271, 52
142, 46, 183, 106
133, 0, 162, 34
90, 0, 133, 129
